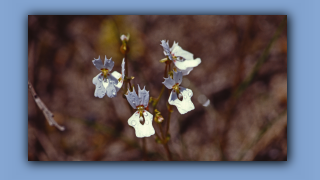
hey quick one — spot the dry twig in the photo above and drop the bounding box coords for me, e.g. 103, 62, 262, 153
28, 80, 65, 131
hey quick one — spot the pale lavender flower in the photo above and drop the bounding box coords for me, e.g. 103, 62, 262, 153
92, 56, 124, 98
160, 40, 201, 75
163, 71, 195, 114
125, 85, 155, 138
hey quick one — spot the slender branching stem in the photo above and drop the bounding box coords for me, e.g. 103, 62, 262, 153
154, 130, 161, 140
123, 51, 134, 115
28, 80, 65, 131
128, 80, 133, 91
151, 61, 173, 160
165, 106, 172, 136
122, 43, 146, 159
164, 143, 173, 161
152, 63, 168, 109
158, 123, 165, 140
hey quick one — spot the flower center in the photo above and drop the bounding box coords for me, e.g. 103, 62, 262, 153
118, 76, 123, 82
172, 83, 180, 96
100, 68, 109, 79
172, 55, 186, 62
136, 105, 146, 125
136, 105, 145, 117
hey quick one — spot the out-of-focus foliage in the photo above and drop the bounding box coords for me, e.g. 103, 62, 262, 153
28, 15, 287, 161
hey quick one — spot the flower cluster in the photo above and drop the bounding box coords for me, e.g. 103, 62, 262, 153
161, 40, 201, 114
91, 37, 201, 138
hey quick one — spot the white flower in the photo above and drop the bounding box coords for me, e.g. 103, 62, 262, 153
163, 71, 195, 114
120, 34, 130, 41
92, 56, 124, 98
125, 85, 155, 138
160, 40, 201, 75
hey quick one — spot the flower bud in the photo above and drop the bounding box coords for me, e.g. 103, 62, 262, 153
120, 34, 130, 42
120, 34, 130, 54
154, 109, 164, 123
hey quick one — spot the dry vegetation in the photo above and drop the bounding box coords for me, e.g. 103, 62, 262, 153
28, 15, 287, 161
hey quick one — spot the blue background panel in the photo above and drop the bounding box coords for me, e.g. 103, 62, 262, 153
0, 0, 319, 179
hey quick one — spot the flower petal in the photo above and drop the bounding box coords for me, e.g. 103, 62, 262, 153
170, 41, 179, 52
162, 77, 175, 89
121, 58, 125, 81
168, 87, 194, 114
128, 111, 155, 138
138, 85, 149, 108
177, 67, 193, 76
106, 81, 117, 98
92, 56, 104, 70
125, 87, 140, 109
174, 58, 201, 72
171, 43, 194, 60
92, 73, 106, 98
160, 40, 173, 60
173, 71, 183, 85
111, 71, 123, 91
103, 56, 114, 71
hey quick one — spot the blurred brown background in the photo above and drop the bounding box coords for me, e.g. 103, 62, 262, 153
28, 15, 287, 161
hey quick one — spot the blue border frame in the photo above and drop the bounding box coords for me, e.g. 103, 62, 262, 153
1, 0, 319, 179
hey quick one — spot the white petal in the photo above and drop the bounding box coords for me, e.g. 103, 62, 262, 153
92, 56, 115, 71
92, 73, 106, 98
128, 111, 155, 138
168, 87, 194, 114
92, 56, 104, 70
106, 81, 117, 98
160, 40, 173, 60
125, 87, 140, 109
162, 77, 175, 89
111, 71, 123, 91
138, 85, 149, 108
174, 58, 201, 71
102, 79, 108, 89
170, 41, 179, 52
177, 67, 194, 76
104, 56, 114, 71
171, 43, 194, 60
121, 58, 125, 81
173, 71, 183, 85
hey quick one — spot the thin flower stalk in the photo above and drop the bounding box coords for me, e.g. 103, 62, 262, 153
89, 34, 202, 161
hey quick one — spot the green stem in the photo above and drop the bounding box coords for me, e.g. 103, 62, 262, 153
165, 106, 172, 136
157, 123, 172, 161
152, 86, 165, 108
152, 62, 173, 160
124, 53, 132, 91
123, 52, 134, 114
158, 123, 165, 140
152, 63, 168, 109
